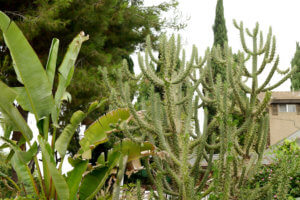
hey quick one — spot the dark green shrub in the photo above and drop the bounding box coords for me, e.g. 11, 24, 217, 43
248, 140, 300, 199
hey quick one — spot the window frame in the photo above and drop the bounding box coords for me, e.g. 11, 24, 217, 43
278, 104, 296, 113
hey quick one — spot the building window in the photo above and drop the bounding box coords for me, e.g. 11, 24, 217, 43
278, 104, 296, 112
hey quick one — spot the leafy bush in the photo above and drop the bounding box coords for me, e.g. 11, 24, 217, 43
0, 152, 17, 199
248, 140, 300, 199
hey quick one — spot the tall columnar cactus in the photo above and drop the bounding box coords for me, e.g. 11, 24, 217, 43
207, 21, 295, 199
101, 21, 295, 199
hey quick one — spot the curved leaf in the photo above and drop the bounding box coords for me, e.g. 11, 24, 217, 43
0, 81, 32, 141
78, 108, 130, 157
11, 154, 38, 196
0, 137, 37, 164
66, 159, 89, 200
18, 142, 38, 163
0, 137, 38, 196
13, 87, 33, 113
2, 123, 13, 139
54, 32, 89, 108
113, 139, 155, 162
38, 136, 69, 200
0, 11, 55, 121
56, 100, 106, 158
55, 110, 86, 158
79, 166, 110, 200
79, 151, 121, 200
46, 38, 59, 88
79, 140, 154, 200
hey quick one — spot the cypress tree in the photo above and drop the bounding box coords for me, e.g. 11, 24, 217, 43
208, 0, 228, 135
212, 0, 228, 80
213, 0, 228, 48
290, 42, 300, 91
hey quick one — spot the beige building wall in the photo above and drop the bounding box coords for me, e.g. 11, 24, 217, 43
269, 110, 300, 145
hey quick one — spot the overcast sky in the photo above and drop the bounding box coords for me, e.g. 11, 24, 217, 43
144, 0, 300, 91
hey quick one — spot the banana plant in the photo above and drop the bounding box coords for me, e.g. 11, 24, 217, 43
0, 11, 154, 199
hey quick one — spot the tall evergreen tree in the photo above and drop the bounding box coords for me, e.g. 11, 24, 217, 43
207, 0, 229, 128
290, 42, 300, 91
212, 0, 228, 80
213, 0, 228, 48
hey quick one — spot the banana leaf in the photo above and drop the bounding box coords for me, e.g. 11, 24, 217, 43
54, 32, 89, 108
66, 159, 89, 200
38, 136, 69, 200
0, 81, 32, 141
79, 108, 130, 158
11, 154, 38, 196
79, 140, 154, 200
46, 38, 59, 88
0, 11, 55, 121
56, 110, 86, 158
0, 137, 37, 164
79, 150, 121, 200
113, 139, 155, 162
0, 137, 38, 196
56, 100, 105, 158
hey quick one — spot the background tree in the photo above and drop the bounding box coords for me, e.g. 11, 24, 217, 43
207, 0, 229, 144
212, 0, 228, 80
0, 0, 185, 155
290, 42, 300, 91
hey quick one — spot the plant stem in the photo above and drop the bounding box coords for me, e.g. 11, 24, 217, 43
112, 155, 128, 200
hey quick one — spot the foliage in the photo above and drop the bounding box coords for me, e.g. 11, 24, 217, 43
213, 0, 228, 48
0, 151, 18, 198
102, 17, 295, 199
0, 12, 154, 199
290, 42, 300, 91
248, 140, 300, 199
0, 0, 185, 157
211, 0, 228, 81
207, 0, 231, 141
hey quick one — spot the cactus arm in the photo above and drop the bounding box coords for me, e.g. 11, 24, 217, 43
262, 67, 296, 91
256, 56, 279, 93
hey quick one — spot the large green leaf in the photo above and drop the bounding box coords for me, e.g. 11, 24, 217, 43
113, 139, 155, 162
79, 140, 154, 200
66, 159, 89, 200
38, 136, 69, 200
18, 142, 38, 163
11, 154, 38, 196
2, 123, 13, 139
79, 151, 121, 200
54, 31, 89, 108
13, 87, 33, 113
0, 137, 37, 164
46, 38, 59, 88
0, 137, 38, 196
0, 11, 55, 121
56, 100, 105, 158
56, 110, 86, 158
79, 108, 130, 157
0, 81, 32, 141
79, 166, 111, 200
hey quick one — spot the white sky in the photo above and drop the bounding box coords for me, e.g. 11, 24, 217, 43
143, 0, 300, 91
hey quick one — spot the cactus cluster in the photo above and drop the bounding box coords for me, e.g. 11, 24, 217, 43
101, 21, 295, 199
